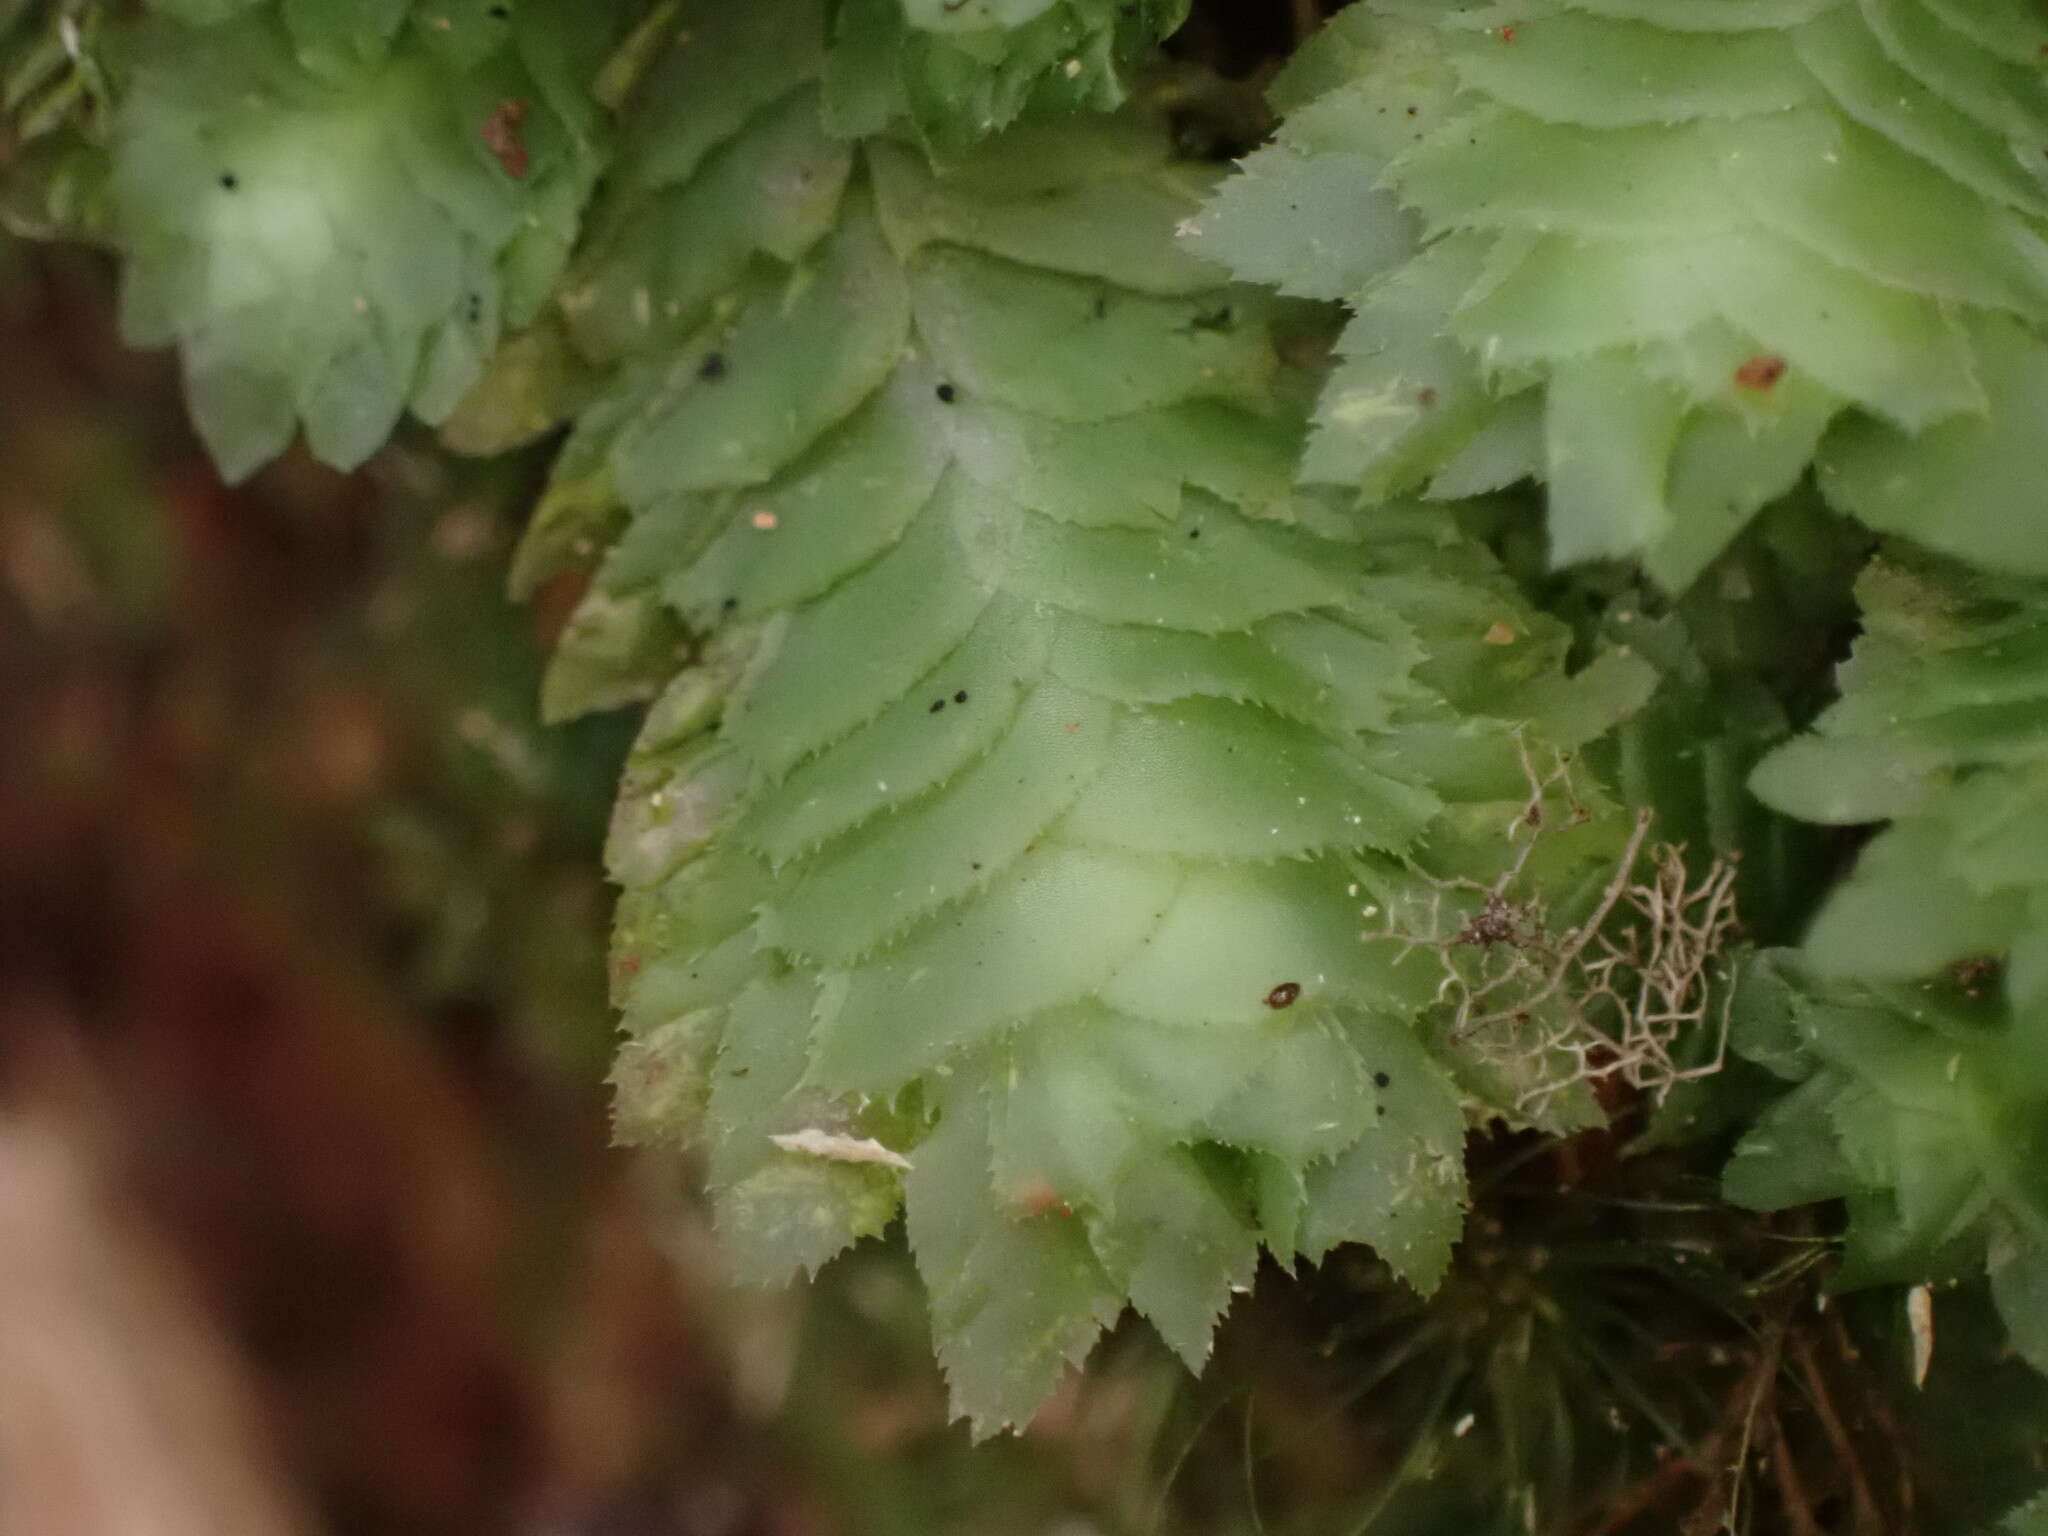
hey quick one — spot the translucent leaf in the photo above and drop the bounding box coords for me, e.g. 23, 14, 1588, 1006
705, 975, 903, 1282
1747, 734, 1940, 825
740, 604, 1050, 862
1303, 234, 1497, 494
1183, 142, 1415, 301
179, 346, 297, 484
104, 9, 601, 478
871, 138, 1223, 295
941, 398, 1297, 529
1099, 859, 1410, 1025
611, 191, 913, 501
1710, 109, 2048, 322
1695, 229, 1983, 429
1449, 235, 1722, 366
1441, 10, 1822, 128
1543, 350, 1686, 566
1858, 0, 2048, 150
1057, 697, 1438, 859
1803, 820, 2021, 981
1819, 314, 2048, 576
616, 0, 829, 194
1723, 1072, 1866, 1209
1565, 0, 1830, 25
561, 87, 853, 363
1794, 5, 2048, 218
810, 846, 1181, 1094
1392, 109, 1739, 237
985, 495, 1352, 633
907, 1086, 1121, 1437
724, 497, 997, 778
910, 248, 1276, 420
660, 367, 952, 627
770, 684, 1113, 961
1202, 1012, 1384, 1162
1645, 376, 1839, 591
1919, 0, 2048, 66
1297, 1017, 1468, 1292
1044, 614, 1400, 731
1089, 1151, 1255, 1368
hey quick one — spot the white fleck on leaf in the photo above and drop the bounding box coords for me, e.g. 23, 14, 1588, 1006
1907, 1282, 1934, 1388
769, 1128, 913, 1171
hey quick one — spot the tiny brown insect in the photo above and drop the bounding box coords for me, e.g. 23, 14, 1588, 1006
1734, 354, 1788, 391
1265, 981, 1302, 1009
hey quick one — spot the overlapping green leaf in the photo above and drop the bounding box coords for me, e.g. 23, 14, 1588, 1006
1728, 555, 2048, 1379
553, 0, 1650, 1433
1723, 951, 2048, 1377
1190, 0, 2048, 590
97, 0, 619, 478
1750, 553, 2048, 1006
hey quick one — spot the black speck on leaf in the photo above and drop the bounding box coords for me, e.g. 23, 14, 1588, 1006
699, 352, 728, 381
1374, 1071, 1391, 1089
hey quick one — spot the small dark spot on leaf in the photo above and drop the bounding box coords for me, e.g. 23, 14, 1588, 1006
1373, 1071, 1391, 1088
929, 698, 946, 713
954, 690, 967, 704
1092, 295, 1109, 319
1265, 982, 1301, 1009
1376, 1104, 1386, 1116
219, 172, 238, 190
936, 382, 958, 403
487, 2, 508, 14
721, 596, 738, 611
1419, 387, 1437, 406
698, 351, 728, 381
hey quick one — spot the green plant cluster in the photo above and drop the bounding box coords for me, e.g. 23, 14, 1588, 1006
7, 0, 2048, 1517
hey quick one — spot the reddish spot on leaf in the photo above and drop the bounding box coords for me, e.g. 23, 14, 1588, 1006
1011, 1179, 1072, 1218
481, 98, 531, 179
1265, 981, 1302, 1010
1499, 24, 1516, 41
1734, 354, 1787, 391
